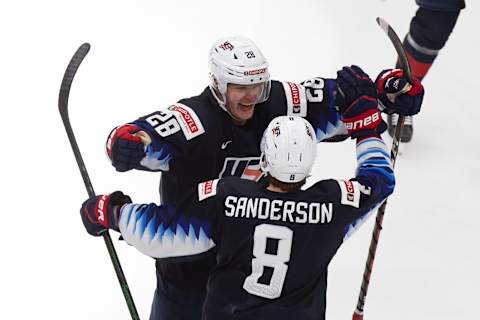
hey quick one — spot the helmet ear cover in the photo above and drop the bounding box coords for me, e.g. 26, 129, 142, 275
260, 116, 318, 183
209, 75, 224, 103
260, 152, 271, 174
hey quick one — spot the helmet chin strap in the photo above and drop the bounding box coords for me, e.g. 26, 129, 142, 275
208, 85, 247, 125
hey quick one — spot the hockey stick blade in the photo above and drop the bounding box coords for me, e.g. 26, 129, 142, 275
376, 16, 411, 165
352, 18, 413, 320
58, 43, 95, 196
58, 43, 140, 320
59, 43, 90, 115
376, 17, 413, 83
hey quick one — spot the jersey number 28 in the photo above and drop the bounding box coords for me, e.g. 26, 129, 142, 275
243, 224, 293, 299
146, 110, 181, 137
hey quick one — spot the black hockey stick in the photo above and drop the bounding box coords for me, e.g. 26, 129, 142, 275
59, 43, 140, 320
352, 18, 413, 320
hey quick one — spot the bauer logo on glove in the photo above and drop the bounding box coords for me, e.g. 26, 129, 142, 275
80, 191, 132, 236
336, 65, 385, 138
344, 108, 381, 132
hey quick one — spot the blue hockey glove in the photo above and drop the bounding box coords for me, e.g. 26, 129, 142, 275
106, 124, 147, 172
80, 191, 132, 236
375, 69, 424, 115
336, 65, 378, 109
336, 65, 385, 138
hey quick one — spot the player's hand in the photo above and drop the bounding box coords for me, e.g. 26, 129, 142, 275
375, 69, 424, 116
80, 191, 132, 236
336, 65, 378, 108
106, 124, 148, 172
336, 65, 384, 138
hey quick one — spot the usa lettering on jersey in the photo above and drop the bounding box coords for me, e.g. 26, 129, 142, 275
198, 179, 219, 201
219, 157, 264, 181
282, 81, 307, 117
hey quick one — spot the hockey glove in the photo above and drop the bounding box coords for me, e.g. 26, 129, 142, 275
336, 65, 378, 108
80, 191, 132, 236
336, 65, 385, 138
106, 124, 147, 172
375, 69, 424, 116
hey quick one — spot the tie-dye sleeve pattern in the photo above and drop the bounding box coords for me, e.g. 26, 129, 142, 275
355, 136, 395, 200
341, 136, 395, 239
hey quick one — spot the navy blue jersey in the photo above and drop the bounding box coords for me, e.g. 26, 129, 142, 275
117, 136, 394, 319
134, 80, 345, 200
125, 79, 347, 289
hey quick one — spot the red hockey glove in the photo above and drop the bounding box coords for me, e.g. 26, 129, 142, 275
106, 124, 147, 172
375, 69, 424, 115
80, 191, 132, 236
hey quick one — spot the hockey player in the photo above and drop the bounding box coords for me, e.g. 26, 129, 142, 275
103, 36, 423, 319
81, 111, 395, 319
386, 0, 465, 142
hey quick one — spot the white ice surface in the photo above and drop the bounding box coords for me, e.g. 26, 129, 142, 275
1, 1, 478, 319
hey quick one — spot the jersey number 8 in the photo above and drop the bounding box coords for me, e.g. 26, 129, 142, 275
243, 224, 293, 299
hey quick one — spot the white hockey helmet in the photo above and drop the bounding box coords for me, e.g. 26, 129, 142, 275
260, 116, 317, 183
208, 36, 271, 109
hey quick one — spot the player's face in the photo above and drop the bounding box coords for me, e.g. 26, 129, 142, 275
225, 83, 264, 124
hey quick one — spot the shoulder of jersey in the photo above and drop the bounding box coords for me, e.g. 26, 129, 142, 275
169, 88, 225, 139
264, 80, 287, 105
310, 179, 365, 209
264, 79, 308, 117
197, 177, 258, 202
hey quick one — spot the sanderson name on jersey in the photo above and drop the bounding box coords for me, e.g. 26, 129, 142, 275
224, 195, 333, 224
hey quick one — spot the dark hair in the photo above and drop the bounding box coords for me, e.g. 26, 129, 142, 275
267, 175, 306, 192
